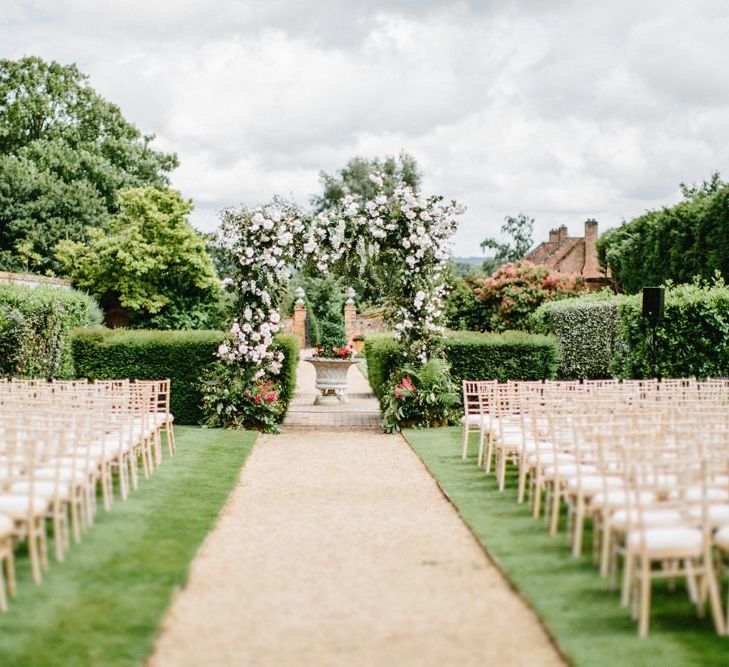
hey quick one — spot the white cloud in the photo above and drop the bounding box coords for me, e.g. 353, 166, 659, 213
2, 0, 729, 255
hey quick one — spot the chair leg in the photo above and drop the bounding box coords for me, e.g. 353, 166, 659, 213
638, 558, 652, 637
622, 551, 634, 607
572, 494, 585, 556
166, 422, 176, 455
6, 547, 16, 598
461, 426, 469, 459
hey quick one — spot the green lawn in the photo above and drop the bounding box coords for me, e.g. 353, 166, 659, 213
0, 426, 257, 667
404, 427, 728, 667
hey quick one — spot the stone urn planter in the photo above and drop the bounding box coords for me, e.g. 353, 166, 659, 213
305, 357, 361, 405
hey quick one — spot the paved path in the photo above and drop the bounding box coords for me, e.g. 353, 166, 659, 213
149, 359, 564, 667
284, 352, 381, 428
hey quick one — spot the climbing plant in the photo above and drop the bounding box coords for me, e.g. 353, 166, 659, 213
202, 175, 464, 431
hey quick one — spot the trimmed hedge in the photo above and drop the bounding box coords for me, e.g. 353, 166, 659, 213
444, 331, 560, 385
529, 294, 625, 379
71, 328, 300, 425
531, 280, 729, 379
611, 280, 729, 379
0, 283, 102, 379
365, 330, 560, 399
363, 333, 401, 400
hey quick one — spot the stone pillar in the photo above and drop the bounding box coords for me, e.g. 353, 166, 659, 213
294, 287, 306, 349
344, 287, 357, 342
583, 219, 600, 278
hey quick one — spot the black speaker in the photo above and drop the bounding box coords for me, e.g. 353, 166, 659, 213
642, 287, 664, 323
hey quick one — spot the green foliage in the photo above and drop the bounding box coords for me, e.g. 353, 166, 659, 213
531, 278, 729, 380
319, 319, 347, 350
480, 212, 534, 264
365, 331, 560, 402
611, 276, 729, 379
381, 358, 460, 432
443, 331, 560, 385
0, 283, 101, 378
0, 56, 177, 274
72, 328, 222, 424
363, 333, 402, 400
199, 334, 300, 432
473, 260, 587, 332
445, 277, 486, 331
56, 187, 220, 328
311, 152, 421, 213
597, 173, 729, 293
529, 293, 625, 379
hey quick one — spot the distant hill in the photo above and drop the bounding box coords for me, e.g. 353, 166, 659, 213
453, 256, 486, 265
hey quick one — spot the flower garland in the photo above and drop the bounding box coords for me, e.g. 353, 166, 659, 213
210, 177, 463, 428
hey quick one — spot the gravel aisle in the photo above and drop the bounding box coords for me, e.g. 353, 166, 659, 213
149, 431, 563, 666
149, 359, 564, 666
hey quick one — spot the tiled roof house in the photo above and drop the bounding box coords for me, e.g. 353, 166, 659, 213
525, 219, 611, 289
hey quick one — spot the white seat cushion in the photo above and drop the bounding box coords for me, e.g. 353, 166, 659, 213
0, 514, 13, 536
10, 481, 70, 501
627, 527, 702, 557
0, 494, 49, 517
686, 487, 729, 503
715, 525, 729, 550
611, 508, 683, 531
593, 489, 655, 508
567, 475, 623, 495
687, 504, 729, 526
544, 463, 597, 479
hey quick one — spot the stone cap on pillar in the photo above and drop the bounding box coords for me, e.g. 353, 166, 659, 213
295, 287, 306, 307
346, 287, 356, 305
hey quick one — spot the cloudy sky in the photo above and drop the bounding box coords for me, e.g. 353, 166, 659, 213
3, 0, 729, 255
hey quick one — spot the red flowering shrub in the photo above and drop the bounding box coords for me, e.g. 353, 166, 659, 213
473, 261, 586, 332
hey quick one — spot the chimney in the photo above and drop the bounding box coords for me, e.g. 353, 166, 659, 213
583, 219, 600, 277
548, 228, 559, 244
558, 225, 568, 243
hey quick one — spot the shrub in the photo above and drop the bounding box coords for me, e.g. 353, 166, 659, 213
532, 277, 729, 380
444, 330, 560, 384
364, 333, 402, 400
381, 358, 460, 432
445, 277, 486, 331
529, 294, 626, 379
0, 284, 101, 378
72, 328, 299, 427
365, 330, 560, 399
319, 319, 347, 349
473, 261, 586, 332
610, 276, 729, 379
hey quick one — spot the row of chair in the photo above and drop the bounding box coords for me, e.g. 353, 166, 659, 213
0, 378, 175, 612
462, 378, 729, 637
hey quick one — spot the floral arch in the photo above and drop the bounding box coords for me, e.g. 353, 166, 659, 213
206, 175, 464, 429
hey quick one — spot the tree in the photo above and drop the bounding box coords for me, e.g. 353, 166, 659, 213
56, 187, 220, 328
311, 151, 421, 213
0, 56, 178, 273
597, 174, 729, 293
480, 213, 534, 265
